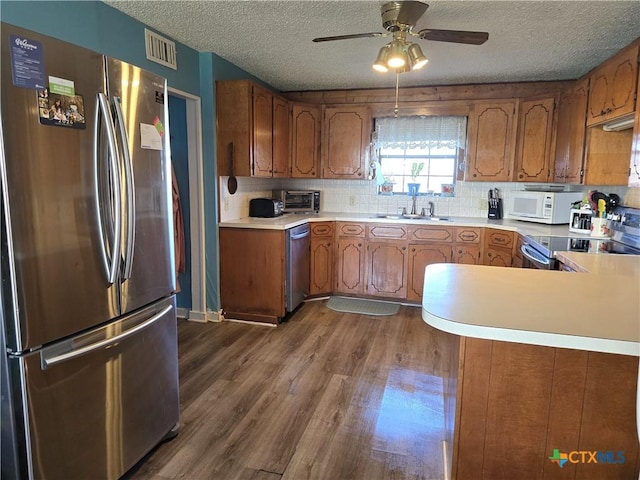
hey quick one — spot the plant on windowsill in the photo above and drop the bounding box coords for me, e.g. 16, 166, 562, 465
408, 162, 424, 196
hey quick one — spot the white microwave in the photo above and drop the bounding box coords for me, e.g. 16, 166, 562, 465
507, 191, 584, 224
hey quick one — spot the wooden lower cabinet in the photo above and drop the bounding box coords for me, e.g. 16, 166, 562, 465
453, 337, 639, 479
483, 229, 515, 266
310, 222, 335, 296
335, 237, 366, 295
310, 238, 334, 296
484, 247, 513, 266
453, 245, 481, 265
407, 243, 452, 301
219, 228, 285, 324
366, 241, 409, 298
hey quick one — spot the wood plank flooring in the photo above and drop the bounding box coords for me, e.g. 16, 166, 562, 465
125, 300, 456, 480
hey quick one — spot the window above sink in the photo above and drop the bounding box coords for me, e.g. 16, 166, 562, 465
373, 116, 466, 197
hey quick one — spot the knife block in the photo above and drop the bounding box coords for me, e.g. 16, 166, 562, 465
488, 198, 503, 219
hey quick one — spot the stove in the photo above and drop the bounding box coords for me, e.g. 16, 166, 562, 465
522, 205, 640, 269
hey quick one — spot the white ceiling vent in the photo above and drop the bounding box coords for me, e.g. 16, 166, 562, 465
145, 28, 177, 70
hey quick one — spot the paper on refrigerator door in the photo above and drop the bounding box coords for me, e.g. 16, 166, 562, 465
140, 123, 163, 150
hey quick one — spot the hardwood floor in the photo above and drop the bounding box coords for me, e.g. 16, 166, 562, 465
125, 300, 456, 480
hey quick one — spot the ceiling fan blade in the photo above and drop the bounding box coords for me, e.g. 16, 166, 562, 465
396, 1, 429, 26
312, 32, 386, 42
417, 29, 489, 45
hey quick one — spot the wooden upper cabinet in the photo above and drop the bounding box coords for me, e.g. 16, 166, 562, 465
586, 43, 639, 126
272, 96, 290, 178
216, 79, 290, 178
630, 68, 640, 187
554, 78, 588, 183
466, 100, 518, 181
252, 85, 274, 177
514, 97, 556, 182
322, 105, 371, 179
291, 103, 321, 178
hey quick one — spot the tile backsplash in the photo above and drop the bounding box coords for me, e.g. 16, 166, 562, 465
219, 176, 629, 222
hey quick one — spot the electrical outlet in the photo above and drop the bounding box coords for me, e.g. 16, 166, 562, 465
349, 195, 356, 206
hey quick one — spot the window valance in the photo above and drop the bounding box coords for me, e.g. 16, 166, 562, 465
373, 116, 467, 150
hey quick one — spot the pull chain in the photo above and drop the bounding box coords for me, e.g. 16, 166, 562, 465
394, 72, 400, 117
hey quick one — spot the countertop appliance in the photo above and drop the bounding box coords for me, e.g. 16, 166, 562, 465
273, 189, 320, 213
520, 205, 640, 269
249, 198, 284, 217
285, 224, 310, 312
1, 24, 178, 479
507, 191, 583, 224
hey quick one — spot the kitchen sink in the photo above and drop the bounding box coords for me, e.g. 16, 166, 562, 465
370, 214, 450, 221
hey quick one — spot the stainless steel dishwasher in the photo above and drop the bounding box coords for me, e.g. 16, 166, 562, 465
285, 224, 310, 312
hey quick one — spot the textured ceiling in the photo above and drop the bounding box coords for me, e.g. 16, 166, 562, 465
104, 1, 640, 92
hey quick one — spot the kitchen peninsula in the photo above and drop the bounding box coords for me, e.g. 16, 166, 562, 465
421, 259, 639, 479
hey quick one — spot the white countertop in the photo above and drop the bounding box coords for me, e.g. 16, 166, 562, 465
219, 212, 575, 236
420, 263, 640, 356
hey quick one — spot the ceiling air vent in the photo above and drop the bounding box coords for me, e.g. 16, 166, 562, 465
145, 29, 177, 70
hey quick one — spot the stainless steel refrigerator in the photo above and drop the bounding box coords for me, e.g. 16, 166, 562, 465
1, 23, 179, 479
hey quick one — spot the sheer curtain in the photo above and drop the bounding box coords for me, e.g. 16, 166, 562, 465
373, 116, 467, 149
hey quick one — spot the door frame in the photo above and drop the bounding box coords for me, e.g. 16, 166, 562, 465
167, 87, 207, 322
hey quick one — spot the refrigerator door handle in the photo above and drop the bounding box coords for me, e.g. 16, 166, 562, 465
95, 93, 122, 285
40, 305, 172, 369
112, 96, 136, 280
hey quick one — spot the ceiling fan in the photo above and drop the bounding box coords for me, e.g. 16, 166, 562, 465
313, 1, 489, 73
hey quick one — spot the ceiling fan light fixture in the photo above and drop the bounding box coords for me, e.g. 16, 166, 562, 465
407, 43, 428, 70
373, 45, 390, 72
386, 39, 406, 68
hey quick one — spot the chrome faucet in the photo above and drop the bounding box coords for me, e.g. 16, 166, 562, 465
410, 195, 418, 215
428, 201, 435, 217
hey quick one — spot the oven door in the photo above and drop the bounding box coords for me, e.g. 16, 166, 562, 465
283, 191, 314, 212
520, 243, 556, 270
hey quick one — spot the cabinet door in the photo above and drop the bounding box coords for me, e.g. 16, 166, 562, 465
336, 238, 365, 294
587, 44, 639, 125
322, 106, 371, 178
583, 127, 634, 186
310, 238, 334, 296
291, 104, 321, 178
453, 245, 481, 265
630, 69, 640, 188
554, 79, 588, 183
514, 97, 556, 182
407, 244, 452, 301
466, 101, 518, 181
252, 86, 273, 177
216, 80, 253, 177
272, 97, 290, 178
483, 247, 513, 267
366, 241, 408, 298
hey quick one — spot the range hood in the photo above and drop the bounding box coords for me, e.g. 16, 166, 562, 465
602, 114, 635, 132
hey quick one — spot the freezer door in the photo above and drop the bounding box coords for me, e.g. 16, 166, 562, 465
15, 296, 179, 479
105, 58, 175, 314
0, 24, 118, 351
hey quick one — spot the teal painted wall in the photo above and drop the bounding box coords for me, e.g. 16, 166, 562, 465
2, 1, 274, 313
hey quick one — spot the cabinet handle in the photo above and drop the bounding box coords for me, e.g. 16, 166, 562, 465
358, 243, 362, 247
458, 249, 463, 254
488, 252, 493, 257
473, 173, 477, 177
412, 248, 416, 252
402, 247, 406, 251
327, 243, 331, 247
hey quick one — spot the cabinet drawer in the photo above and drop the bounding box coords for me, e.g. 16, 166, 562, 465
486, 230, 514, 248
337, 222, 365, 237
454, 228, 482, 244
367, 224, 408, 240
408, 225, 453, 243
311, 222, 334, 237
